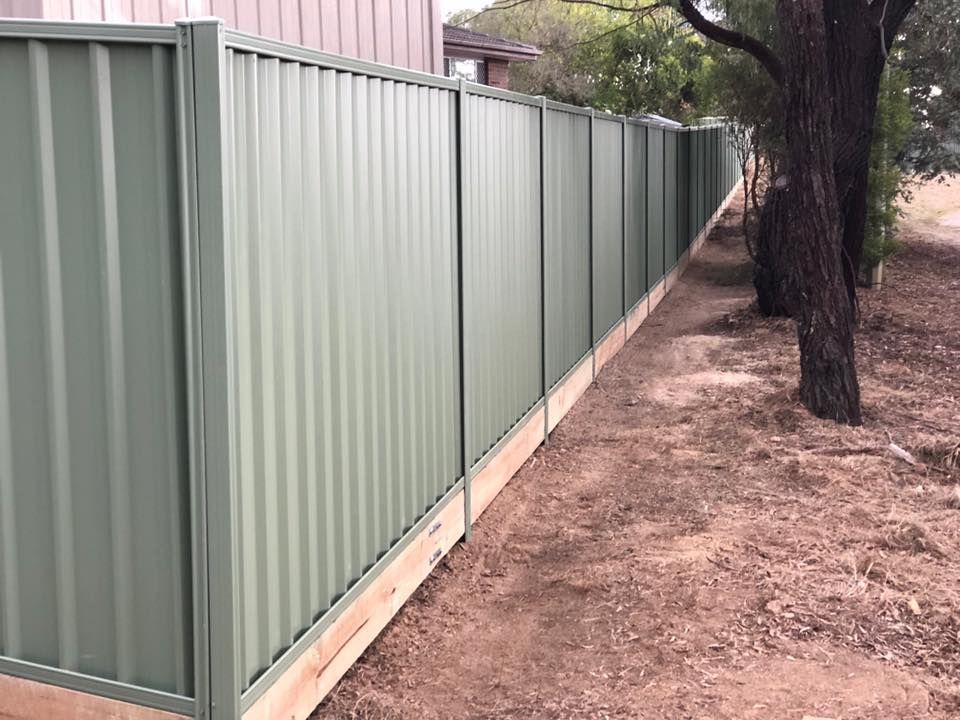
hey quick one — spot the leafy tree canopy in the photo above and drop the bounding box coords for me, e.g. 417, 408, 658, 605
450, 1, 709, 121
898, 0, 960, 176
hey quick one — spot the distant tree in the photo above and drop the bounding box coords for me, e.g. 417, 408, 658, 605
898, 0, 960, 177
450, 3, 709, 121
863, 65, 913, 272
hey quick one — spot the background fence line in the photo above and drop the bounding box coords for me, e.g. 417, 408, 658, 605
0, 17, 742, 720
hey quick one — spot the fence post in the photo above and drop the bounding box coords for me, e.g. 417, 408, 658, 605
644, 124, 649, 294
589, 108, 596, 378
174, 17, 240, 720
673, 128, 687, 258
662, 126, 667, 283
539, 96, 549, 445
621, 115, 628, 341
456, 79, 471, 542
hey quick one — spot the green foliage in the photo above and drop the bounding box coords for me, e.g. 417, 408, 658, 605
898, 0, 960, 177
863, 65, 913, 269
451, 2, 709, 120
693, 1, 783, 173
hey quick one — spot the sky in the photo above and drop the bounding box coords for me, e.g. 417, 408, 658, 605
441, 0, 483, 20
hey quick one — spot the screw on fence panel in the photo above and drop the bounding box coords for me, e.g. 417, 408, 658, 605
456, 78, 471, 542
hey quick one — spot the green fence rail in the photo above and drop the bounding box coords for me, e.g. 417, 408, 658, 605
0, 17, 742, 720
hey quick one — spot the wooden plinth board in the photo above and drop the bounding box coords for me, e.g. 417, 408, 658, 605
547, 356, 593, 434
664, 265, 680, 293
594, 322, 626, 374
648, 278, 667, 313
625, 296, 649, 339
0, 674, 189, 720
470, 407, 546, 523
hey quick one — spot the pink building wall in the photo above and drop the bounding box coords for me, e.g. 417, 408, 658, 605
0, 0, 444, 74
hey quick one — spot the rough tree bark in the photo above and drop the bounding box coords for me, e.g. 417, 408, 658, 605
825, 5, 889, 306
776, 0, 862, 424
753, 183, 790, 318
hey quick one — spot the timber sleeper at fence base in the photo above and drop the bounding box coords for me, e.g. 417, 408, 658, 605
0, 674, 189, 720
648, 278, 667, 313
626, 295, 650, 338
595, 321, 626, 374
547, 355, 594, 434
470, 407, 547, 524
665, 265, 681, 293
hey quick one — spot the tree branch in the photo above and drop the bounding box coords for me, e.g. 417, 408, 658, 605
878, 0, 918, 52
451, 0, 648, 26
676, 0, 784, 87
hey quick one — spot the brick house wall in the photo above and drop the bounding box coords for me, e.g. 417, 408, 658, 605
486, 58, 510, 89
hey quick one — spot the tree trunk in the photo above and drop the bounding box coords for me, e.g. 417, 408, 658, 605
753, 183, 790, 317
823, 4, 888, 310
776, 0, 862, 425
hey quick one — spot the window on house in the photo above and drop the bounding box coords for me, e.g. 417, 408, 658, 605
443, 57, 488, 85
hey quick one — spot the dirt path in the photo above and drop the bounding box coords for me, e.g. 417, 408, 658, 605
314, 181, 960, 720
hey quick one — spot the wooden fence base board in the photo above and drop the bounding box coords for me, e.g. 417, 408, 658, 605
648, 279, 667, 312
0, 674, 188, 720
594, 321, 625, 374
664, 265, 680, 292
242, 490, 465, 720
547, 357, 593, 434
470, 407, 546, 523
626, 296, 649, 338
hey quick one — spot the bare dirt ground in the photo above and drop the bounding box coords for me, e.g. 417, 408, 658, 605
314, 180, 960, 720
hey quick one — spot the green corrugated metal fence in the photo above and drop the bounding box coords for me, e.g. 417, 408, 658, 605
0, 17, 742, 720
592, 115, 625, 341
645, 126, 665, 289
0, 27, 193, 712
463, 93, 542, 467
664, 130, 679, 271
624, 122, 648, 310
544, 104, 592, 387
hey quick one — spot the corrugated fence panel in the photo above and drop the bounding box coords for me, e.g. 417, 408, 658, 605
625, 123, 647, 308
645, 126, 665, 290
697, 129, 710, 230
544, 108, 591, 387
663, 129, 678, 271
0, 34, 192, 695
462, 94, 542, 465
677, 130, 690, 252
221, 49, 461, 689
592, 117, 624, 340
710, 127, 717, 212
687, 129, 698, 244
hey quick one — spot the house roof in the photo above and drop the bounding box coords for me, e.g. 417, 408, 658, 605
442, 23, 542, 62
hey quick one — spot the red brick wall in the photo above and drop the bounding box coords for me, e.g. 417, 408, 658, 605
486, 58, 510, 89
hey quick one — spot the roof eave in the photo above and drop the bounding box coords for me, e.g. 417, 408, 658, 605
443, 42, 542, 62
